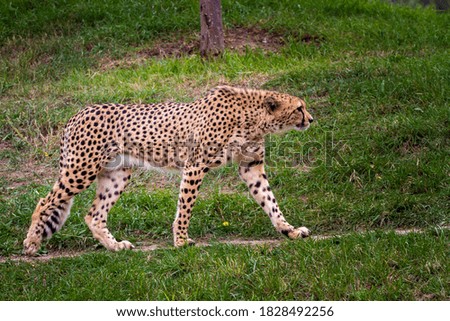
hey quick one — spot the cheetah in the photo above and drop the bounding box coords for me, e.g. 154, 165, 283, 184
23, 86, 314, 255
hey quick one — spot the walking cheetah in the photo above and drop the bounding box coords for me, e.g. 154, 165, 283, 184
23, 86, 314, 255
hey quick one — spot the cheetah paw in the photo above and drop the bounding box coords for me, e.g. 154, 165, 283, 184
287, 227, 310, 239
113, 240, 135, 251
23, 239, 40, 256
174, 238, 196, 247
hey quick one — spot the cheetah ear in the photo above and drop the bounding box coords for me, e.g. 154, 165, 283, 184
264, 96, 280, 113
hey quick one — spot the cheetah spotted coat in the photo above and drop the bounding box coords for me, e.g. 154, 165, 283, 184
24, 86, 314, 255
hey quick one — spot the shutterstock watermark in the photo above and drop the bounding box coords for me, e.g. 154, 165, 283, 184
103, 131, 348, 171
265, 132, 348, 169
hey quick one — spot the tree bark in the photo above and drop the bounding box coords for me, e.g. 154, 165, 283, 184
200, 0, 225, 57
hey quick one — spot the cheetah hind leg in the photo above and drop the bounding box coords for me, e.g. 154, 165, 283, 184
23, 183, 75, 255
84, 168, 135, 251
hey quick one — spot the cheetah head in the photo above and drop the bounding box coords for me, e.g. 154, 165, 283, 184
263, 93, 314, 133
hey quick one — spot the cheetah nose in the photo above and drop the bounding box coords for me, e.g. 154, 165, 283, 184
309, 117, 314, 123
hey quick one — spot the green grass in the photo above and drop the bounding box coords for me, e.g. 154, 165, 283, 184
0, 0, 449, 300
0, 231, 448, 300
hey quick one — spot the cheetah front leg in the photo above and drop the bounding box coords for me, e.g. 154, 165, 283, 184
172, 165, 207, 247
239, 161, 310, 239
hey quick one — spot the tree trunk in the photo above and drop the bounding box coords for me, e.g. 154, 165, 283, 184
200, 0, 225, 57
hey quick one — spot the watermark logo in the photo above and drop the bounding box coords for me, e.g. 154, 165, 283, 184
104, 131, 348, 170
265, 132, 348, 169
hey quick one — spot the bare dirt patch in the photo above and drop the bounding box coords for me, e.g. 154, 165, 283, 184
100, 27, 286, 70
100, 27, 323, 70
0, 143, 57, 190
140, 27, 286, 58
9, 159, 57, 189
21, 161, 53, 185
0, 141, 12, 150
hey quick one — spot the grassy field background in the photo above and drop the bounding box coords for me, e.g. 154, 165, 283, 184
0, 0, 448, 300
